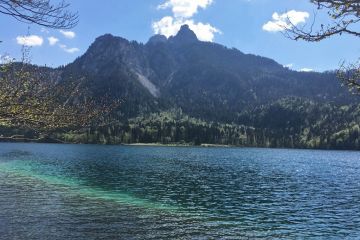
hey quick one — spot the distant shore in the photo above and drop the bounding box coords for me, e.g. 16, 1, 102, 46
124, 143, 232, 148
0, 138, 233, 148
0, 136, 64, 144
0, 138, 358, 151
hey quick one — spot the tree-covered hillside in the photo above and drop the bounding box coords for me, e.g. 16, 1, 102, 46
55, 97, 360, 150
1, 25, 359, 150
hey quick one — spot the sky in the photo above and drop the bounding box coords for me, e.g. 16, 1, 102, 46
0, 0, 359, 72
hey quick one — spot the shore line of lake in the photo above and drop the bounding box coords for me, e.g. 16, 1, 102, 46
1, 138, 358, 151
124, 143, 232, 148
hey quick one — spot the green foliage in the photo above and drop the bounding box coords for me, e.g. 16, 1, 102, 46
48, 100, 360, 150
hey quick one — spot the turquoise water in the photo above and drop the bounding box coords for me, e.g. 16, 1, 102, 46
0, 143, 359, 239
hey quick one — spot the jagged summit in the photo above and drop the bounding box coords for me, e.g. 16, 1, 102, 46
147, 25, 199, 45
93, 33, 128, 44
169, 24, 198, 44
147, 34, 167, 45
93, 24, 199, 50
87, 33, 130, 55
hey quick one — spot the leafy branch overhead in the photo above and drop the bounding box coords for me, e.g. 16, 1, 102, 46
338, 60, 360, 93
0, 0, 78, 29
0, 54, 119, 134
284, 0, 359, 42
283, 0, 359, 94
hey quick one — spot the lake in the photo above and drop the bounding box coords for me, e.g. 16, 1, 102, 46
0, 143, 359, 239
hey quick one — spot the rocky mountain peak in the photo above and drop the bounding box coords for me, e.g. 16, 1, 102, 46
169, 24, 198, 44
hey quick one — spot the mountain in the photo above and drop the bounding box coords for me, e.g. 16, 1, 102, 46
61, 25, 353, 120
7, 25, 360, 149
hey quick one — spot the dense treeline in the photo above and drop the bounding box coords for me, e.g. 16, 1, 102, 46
50, 97, 360, 150
240, 98, 360, 149
60, 109, 259, 146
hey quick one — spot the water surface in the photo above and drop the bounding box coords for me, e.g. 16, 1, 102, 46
0, 143, 359, 239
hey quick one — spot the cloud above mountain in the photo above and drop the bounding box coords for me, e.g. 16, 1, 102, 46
157, 0, 213, 18
152, 17, 220, 42
263, 10, 309, 32
153, 0, 220, 42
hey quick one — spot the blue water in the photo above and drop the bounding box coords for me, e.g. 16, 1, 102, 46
0, 143, 359, 239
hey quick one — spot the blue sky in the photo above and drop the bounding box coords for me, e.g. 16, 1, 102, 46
0, 0, 359, 72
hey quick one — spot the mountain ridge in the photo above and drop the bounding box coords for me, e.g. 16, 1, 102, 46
4, 25, 359, 149
58, 25, 355, 121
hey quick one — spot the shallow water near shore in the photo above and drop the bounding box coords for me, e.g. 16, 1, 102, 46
0, 143, 359, 239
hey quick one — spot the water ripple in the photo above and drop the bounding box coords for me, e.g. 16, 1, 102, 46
0, 143, 359, 239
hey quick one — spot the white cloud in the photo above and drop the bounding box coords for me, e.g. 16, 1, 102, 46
59, 30, 76, 39
16, 35, 43, 46
59, 44, 79, 53
299, 68, 314, 72
48, 36, 59, 46
263, 10, 309, 32
158, 0, 213, 18
153, 17, 179, 38
154, 0, 220, 42
188, 21, 221, 42
152, 17, 220, 42
284, 63, 293, 69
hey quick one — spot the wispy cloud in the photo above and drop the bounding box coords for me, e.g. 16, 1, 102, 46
299, 68, 314, 72
48, 36, 59, 46
16, 35, 43, 46
59, 30, 76, 39
59, 44, 79, 53
153, 0, 220, 42
263, 10, 309, 32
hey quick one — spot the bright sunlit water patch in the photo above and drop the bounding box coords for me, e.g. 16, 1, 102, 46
0, 160, 178, 211
0, 143, 360, 239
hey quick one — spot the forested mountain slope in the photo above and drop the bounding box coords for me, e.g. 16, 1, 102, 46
3, 25, 359, 149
